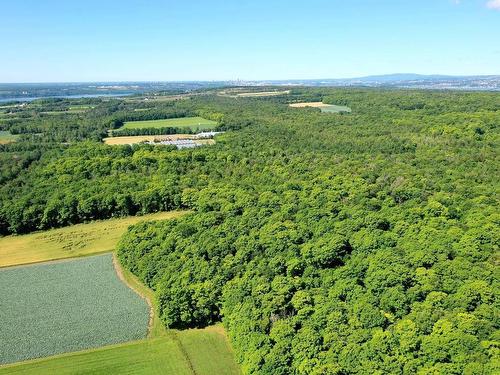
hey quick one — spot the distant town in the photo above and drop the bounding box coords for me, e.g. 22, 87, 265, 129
1, 74, 499, 102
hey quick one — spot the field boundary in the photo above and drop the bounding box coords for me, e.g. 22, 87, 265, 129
0, 211, 189, 269
0, 254, 149, 366
0, 249, 113, 270
0, 337, 154, 370
112, 253, 155, 336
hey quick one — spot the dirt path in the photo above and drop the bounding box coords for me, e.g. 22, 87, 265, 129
112, 253, 155, 336
111, 254, 199, 374
168, 331, 198, 375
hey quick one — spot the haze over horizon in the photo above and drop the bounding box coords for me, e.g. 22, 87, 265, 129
2, 0, 499, 83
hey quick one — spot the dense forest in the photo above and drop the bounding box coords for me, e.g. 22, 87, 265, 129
1, 89, 498, 374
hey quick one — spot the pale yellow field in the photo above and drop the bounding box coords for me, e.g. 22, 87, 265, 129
103, 134, 194, 145
236, 90, 290, 97
289, 102, 352, 113
218, 90, 290, 98
103, 135, 160, 145
103, 135, 215, 146
289, 101, 329, 108
0, 211, 188, 268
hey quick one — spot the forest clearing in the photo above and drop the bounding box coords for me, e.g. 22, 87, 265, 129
289, 101, 352, 112
118, 117, 217, 131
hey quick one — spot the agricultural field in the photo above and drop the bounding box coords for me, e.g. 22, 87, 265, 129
0, 131, 19, 144
124, 94, 193, 103
118, 116, 217, 131
39, 106, 94, 115
0, 328, 240, 375
68, 105, 94, 112
0, 210, 240, 374
289, 101, 351, 113
0, 254, 150, 364
104, 135, 215, 147
103, 135, 160, 145
218, 89, 290, 98
176, 326, 241, 375
235, 90, 290, 97
0, 211, 187, 268
103, 134, 209, 146
39, 111, 68, 115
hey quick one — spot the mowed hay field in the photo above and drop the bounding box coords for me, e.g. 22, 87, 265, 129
119, 116, 217, 131
0, 254, 150, 364
103, 135, 161, 145
0, 338, 192, 375
289, 102, 351, 113
0, 328, 240, 375
0, 211, 187, 268
217, 89, 290, 97
102, 134, 211, 146
235, 90, 290, 97
176, 326, 241, 375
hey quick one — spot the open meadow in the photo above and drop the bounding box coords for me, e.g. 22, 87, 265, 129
235, 90, 290, 97
0, 211, 187, 268
0, 254, 150, 364
102, 133, 207, 146
289, 101, 351, 113
218, 89, 290, 97
103, 135, 160, 145
103, 134, 215, 146
118, 116, 217, 131
0, 327, 240, 375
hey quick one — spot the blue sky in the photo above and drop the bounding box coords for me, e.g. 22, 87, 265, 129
1, 0, 499, 82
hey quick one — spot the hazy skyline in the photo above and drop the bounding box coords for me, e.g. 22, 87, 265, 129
1, 0, 499, 83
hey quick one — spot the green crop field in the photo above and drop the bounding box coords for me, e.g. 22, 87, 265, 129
119, 117, 217, 131
0, 211, 187, 268
0, 328, 240, 375
0, 254, 149, 365
0, 210, 240, 374
0, 251, 240, 375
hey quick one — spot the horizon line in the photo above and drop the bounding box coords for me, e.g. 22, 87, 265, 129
1, 73, 500, 85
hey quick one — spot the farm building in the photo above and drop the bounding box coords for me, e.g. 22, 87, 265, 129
194, 131, 223, 139
148, 139, 199, 149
